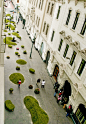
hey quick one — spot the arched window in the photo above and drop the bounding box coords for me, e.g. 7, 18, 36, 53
46, 24, 49, 35
43, 22, 46, 32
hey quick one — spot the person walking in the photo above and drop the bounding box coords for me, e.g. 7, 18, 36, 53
54, 87, 58, 97
36, 78, 41, 87
18, 79, 21, 88
66, 105, 73, 117
41, 80, 45, 88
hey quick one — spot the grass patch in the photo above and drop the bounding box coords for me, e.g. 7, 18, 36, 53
9, 73, 24, 84
3, 37, 17, 45
4, 29, 7, 32
12, 32, 21, 39
24, 96, 49, 124
5, 100, 15, 112
16, 59, 27, 65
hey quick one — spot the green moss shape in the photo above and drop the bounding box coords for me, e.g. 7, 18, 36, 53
24, 96, 49, 124
8, 45, 12, 48
21, 45, 24, 48
29, 68, 35, 74
4, 29, 7, 32
16, 59, 27, 65
5, 100, 15, 112
12, 32, 21, 39
3, 37, 17, 45
9, 73, 24, 84
6, 14, 11, 17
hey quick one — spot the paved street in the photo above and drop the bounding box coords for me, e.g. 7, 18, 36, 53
4, 2, 73, 124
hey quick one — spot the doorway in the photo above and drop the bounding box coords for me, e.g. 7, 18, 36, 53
53, 65, 59, 81
46, 51, 50, 65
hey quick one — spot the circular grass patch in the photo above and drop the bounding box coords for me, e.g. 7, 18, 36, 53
9, 73, 24, 84
16, 59, 27, 65
3, 37, 17, 45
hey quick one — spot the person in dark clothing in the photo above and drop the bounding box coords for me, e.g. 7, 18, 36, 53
54, 81, 60, 89
36, 79, 41, 87
18, 79, 21, 88
66, 105, 73, 117
54, 88, 58, 97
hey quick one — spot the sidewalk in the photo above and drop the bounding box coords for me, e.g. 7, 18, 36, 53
4, 2, 73, 124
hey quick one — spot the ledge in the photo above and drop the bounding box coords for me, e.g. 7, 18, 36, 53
70, 28, 75, 32
77, 33, 84, 38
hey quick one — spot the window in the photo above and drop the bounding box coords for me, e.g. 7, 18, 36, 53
17, 0, 19, 3
39, 0, 41, 9
80, 17, 86, 35
36, 0, 38, 7
51, 31, 55, 41
38, 18, 40, 27
36, 16, 38, 25
47, 2, 50, 13
50, 4, 54, 15
46, 25, 49, 35
56, 6, 61, 19
63, 44, 69, 58
58, 39, 63, 51
72, 13, 80, 30
77, 59, 86, 76
43, 22, 46, 32
70, 51, 77, 66
66, 10, 72, 25
41, 0, 44, 10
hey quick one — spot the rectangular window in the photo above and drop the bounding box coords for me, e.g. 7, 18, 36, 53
58, 39, 63, 51
46, 25, 49, 35
72, 13, 80, 30
41, 0, 44, 10
43, 22, 46, 32
50, 4, 54, 15
36, 0, 38, 7
51, 31, 55, 41
39, 0, 41, 9
66, 10, 72, 25
77, 59, 85, 76
47, 2, 50, 13
70, 51, 77, 66
56, 6, 61, 19
38, 18, 40, 27
63, 44, 69, 58
80, 18, 86, 35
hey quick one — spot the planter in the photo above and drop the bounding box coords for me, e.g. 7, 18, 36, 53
29, 68, 35, 74
15, 52, 19, 55
18, 54, 20, 57
23, 50, 27, 54
34, 88, 40, 94
21, 45, 24, 48
16, 66, 20, 70
16, 48, 19, 50
5, 100, 15, 112
29, 85, 33, 89
9, 88, 13, 93
6, 56, 10, 59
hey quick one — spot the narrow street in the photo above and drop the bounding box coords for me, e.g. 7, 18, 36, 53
4, 2, 73, 124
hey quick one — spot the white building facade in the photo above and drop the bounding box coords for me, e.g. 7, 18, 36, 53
18, 0, 86, 123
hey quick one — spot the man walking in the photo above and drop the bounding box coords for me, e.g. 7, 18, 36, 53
18, 79, 21, 88
41, 80, 45, 88
36, 78, 41, 87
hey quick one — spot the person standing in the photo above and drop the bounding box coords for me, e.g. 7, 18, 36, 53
41, 80, 45, 88
54, 87, 58, 97
18, 79, 21, 88
36, 79, 41, 87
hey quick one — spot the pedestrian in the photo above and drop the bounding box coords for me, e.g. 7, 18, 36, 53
54, 87, 58, 97
66, 104, 72, 117
18, 79, 21, 88
41, 80, 45, 88
36, 78, 41, 87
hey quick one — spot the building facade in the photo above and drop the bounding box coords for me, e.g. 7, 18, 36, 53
18, 0, 86, 123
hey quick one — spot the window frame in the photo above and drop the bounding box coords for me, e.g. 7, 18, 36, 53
58, 39, 63, 52
63, 44, 69, 58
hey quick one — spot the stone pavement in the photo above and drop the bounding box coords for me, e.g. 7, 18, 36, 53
4, 2, 73, 124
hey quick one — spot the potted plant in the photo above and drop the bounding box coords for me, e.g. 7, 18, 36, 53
34, 88, 40, 94
9, 88, 13, 93
6, 56, 10, 59
18, 53, 20, 57
16, 48, 19, 50
29, 68, 35, 74
21, 45, 24, 48
23, 50, 27, 54
8, 45, 12, 48
29, 85, 33, 89
15, 52, 19, 55
16, 66, 20, 70
16, 31, 19, 33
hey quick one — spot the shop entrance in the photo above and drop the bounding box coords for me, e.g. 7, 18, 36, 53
53, 65, 59, 81
75, 104, 86, 124
46, 51, 50, 65
39, 42, 44, 56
